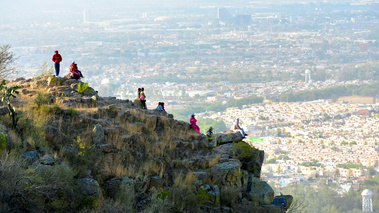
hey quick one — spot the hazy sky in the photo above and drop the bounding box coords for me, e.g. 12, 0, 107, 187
0, 0, 353, 12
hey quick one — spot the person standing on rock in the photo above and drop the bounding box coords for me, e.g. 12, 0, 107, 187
190, 114, 200, 134
206, 126, 213, 141
137, 88, 141, 99
140, 87, 147, 109
52, 50, 62, 77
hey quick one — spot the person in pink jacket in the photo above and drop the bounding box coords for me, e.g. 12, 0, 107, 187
190, 114, 200, 134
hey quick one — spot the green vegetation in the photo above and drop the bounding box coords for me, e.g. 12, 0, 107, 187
0, 132, 7, 154
231, 141, 259, 159
77, 82, 89, 94
349, 141, 357, 146
300, 159, 321, 167
0, 80, 21, 129
280, 82, 379, 102
336, 63, 379, 82
34, 92, 52, 109
38, 61, 54, 77
336, 163, 362, 169
266, 158, 277, 164
196, 117, 227, 134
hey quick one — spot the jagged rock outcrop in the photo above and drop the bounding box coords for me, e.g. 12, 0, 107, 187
0, 76, 292, 213
213, 131, 244, 146
92, 124, 105, 145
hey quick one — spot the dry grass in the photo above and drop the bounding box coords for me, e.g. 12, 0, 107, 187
337, 95, 374, 104
208, 155, 221, 168
7, 129, 21, 146
174, 172, 197, 191
141, 160, 165, 177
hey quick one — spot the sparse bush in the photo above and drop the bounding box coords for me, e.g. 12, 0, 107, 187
0, 132, 7, 154
220, 185, 240, 207
0, 44, 17, 78
68, 107, 77, 116
230, 141, 259, 159
68, 136, 98, 177
39, 61, 54, 77
0, 154, 78, 212
34, 92, 52, 109
78, 82, 89, 94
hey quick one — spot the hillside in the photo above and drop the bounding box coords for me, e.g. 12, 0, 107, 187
0, 75, 292, 212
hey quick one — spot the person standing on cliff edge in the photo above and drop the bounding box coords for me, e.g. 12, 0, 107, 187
52, 50, 62, 77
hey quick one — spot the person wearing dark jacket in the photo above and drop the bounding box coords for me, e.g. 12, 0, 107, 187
52, 50, 62, 77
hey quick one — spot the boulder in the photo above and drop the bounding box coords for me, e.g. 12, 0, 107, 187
44, 125, 63, 145
246, 181, 274, 205
92, 124, 105, 145
148, 175, 164, 190
22, 150, 40, 164
48, 77, 63, 87
103, 176, 135, 199
74, 177, 102, 198
0, 107, 10, 116
210, 159, 242, 185
272, 195, 293, 211
214, 132, 244, 145
133, 99, 143, 109
40, 155, 56, 165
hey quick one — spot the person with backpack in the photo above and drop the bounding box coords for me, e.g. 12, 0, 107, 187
69, 61, 83, 80
140, 88, 147, 109
52, 50, 62, 77
206, 126, 213, 142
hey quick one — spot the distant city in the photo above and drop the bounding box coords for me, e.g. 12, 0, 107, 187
1, 0, 379, 211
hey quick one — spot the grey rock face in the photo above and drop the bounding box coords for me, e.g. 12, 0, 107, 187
214, 132, 243, 145
246, 181, 275, 205
40, 155, 56, 165
103, 176, 135, 199
44, 125, 63, 145
210, 160, 242, 185
22, 150, 40, 164
92, 124, 105, 145
0, 107, 10, 116
74, 177, 102, 198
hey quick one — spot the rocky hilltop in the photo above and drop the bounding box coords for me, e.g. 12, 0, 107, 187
0, 76, 292, 213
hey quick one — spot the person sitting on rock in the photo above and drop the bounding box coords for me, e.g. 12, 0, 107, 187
157, 102, 168, 116
69, 61, 84, 80
190, 114, 200, 134
206, 126, 213, 142
232, 118, 247, 137
156, 102, 163, 111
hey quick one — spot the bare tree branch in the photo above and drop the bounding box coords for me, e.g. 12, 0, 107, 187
0, 45, 18, 79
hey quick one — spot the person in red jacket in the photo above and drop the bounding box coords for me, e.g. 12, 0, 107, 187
52, 50, 62, 77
